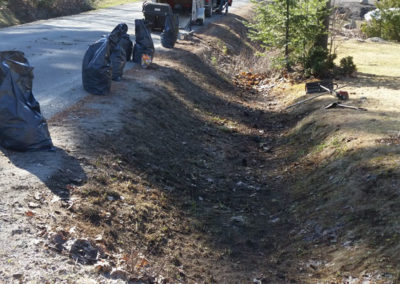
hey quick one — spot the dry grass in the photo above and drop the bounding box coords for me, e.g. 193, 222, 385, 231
336, 38, 400, 77
94, 0, 140, 9
275, 36, 400, 282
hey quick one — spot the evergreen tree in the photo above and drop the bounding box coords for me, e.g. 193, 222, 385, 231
248, 0, 330, 71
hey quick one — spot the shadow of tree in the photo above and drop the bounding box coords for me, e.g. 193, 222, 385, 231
340, 72, 400, 91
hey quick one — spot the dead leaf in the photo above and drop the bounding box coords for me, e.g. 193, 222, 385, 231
135, 257, 149, 269
25, 211, 35, 217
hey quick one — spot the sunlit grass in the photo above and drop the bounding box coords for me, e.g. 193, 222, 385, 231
336, 38, 400, 77
95, 0, 141, 9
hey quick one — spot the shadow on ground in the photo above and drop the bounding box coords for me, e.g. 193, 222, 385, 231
0, 146, 86, 200
342, 72, 400, 90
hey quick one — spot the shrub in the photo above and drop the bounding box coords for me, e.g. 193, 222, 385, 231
361, 0, 400, 41
339, 56, 357, 76
304, 46, 337, 78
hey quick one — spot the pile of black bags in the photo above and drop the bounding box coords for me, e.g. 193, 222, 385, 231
0, 51, 53, 152
82, 23, 132, 94
83, 20, 157, 94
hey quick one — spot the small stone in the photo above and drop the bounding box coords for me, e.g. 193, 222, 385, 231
230, 216, 246, 225
270, 217, 280, 223
94, 261, 112, 273
34, 193, 41, 200
13, 273, 23, 279
76, 278, 97, 284
110, 267, 128, 280
12, 229, 23, 236
28, 202, 40, 209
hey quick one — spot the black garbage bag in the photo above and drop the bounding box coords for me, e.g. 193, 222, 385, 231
161, 14, 179, 49
120, 34, 133, 62
82, 38, 111, 95
82, 24, 125, 94
110, 24, 129, 81
0, 51, 53, 152
132, 19, 155, 68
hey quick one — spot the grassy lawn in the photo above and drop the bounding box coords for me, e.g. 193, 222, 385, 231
95, 0, 141, 9
336, 38, 400, 77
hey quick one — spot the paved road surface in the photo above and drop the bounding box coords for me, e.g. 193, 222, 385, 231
0, 0, 249, 119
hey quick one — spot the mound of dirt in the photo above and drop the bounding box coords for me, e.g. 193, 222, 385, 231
1, 0, 93, 27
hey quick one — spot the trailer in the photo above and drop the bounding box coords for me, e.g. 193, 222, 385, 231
143, 0, 232, 31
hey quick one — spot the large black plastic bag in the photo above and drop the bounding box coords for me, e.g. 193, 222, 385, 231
132, 19, 155, 68
82, 38, 111, 95
161, 14, 179, 48
120, 34, 133, 62
110, 24, 129, 81
82, 24, 125, 94
0, 51, 53, 152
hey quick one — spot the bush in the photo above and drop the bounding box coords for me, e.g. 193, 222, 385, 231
304, 46, 337, 78
361, 19, 382, 38
339, 56, 357, 76
361, 0, 400, 41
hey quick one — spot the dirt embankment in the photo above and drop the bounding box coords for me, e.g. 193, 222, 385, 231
1, 0, 93, 27
2, 4, 400, 284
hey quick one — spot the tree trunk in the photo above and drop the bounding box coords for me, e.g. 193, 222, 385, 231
285, 0, 291, 71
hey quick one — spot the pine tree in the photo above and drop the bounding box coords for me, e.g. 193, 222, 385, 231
248, 0, 330, 71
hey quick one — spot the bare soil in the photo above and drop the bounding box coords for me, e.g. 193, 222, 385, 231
1, 4, 400, 284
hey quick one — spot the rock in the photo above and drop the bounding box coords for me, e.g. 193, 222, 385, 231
49, 231, 68, 251
70, 239, 99, 264
253, 277, 267, 284
94, 234, 103, 241
76, 278, 97, 284
230, 216, 246, 225
343, 20, 356, 29
110, 267, 128, 280
94, 261, 112, 273
28, 202, 40, 209
367, 37, 386, 43
350, 19, 357, 29
34, 192, 41, 200
360, 0, 369, 4
270, 217, 280, 224
11, 229, 23, 236
12, 273, 23, 279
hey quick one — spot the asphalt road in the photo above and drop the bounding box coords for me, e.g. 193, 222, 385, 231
0, 0, 249, 119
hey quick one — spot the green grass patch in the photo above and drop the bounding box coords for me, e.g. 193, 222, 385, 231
95, 0, 140, 9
